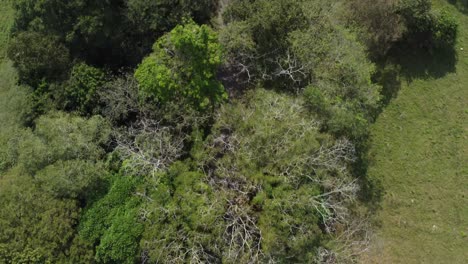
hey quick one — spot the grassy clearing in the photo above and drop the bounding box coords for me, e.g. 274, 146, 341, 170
0, 0, 28, 129
0, 0, 16, 87
0, 0, 14, 59
364, 1, 468, 263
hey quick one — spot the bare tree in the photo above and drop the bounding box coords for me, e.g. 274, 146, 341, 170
115, 118, 186, 179
98, 73, 140, 123
223, 198, 262, 263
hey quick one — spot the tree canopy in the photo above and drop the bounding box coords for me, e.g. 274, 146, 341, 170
135, 22, 226, 110
0, 0, 460, 262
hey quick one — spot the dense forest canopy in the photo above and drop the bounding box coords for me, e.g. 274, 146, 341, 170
0, 0, 459, 263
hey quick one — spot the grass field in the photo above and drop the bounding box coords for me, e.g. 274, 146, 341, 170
0, 0, 14, 59
364, 1, 468, 263
0, 0, 16, 87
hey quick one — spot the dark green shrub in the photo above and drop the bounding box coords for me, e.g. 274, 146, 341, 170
7, 32, 70, 87
126, 0, 217, 33
13, 0, 219, 69
432, 10, 458, 48
61, 63, 106, 114
398, 0, 458, 49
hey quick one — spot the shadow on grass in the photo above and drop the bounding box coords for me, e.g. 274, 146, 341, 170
358, 44, 458, 211
373, 43, 457, 111
354, 138, 384, 212
387, 44, 458, 83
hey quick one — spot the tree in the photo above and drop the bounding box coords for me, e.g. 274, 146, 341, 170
79, 175, 143, 264
7, 31, 70, 87
220, 0, 308, 87
12, 0, 129, 67
140, 162, 225, 263
59, 63, 106, 114
97, 73, 140, 124
135, 22, 227, 110
126, 0, 217, 34
397, 0, 458, 49
347, 0, 404, 58
221, 0, 381, 139
185, 89, 363, 262
0, 112, 111, 263
12, 0, 220, 69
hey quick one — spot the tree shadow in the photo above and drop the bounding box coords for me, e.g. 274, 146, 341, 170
370, 43, 457, 113
358, 43, 458, 212
387, 43, 458, 83
354, 139, 384, 212
373, 62, 402, 110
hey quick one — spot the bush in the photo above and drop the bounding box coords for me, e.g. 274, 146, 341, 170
432, 10, 458, 48
398, 0, 459, 49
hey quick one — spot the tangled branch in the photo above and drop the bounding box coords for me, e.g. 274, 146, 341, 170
115, 118, 186, 178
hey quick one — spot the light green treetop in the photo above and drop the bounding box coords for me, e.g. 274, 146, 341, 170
135, 21, 226, 110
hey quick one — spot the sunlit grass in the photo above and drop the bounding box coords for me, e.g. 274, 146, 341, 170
0, 0, 14, 59
365, 1, 468, 263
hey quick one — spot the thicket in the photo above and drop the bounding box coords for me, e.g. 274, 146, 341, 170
349, 0, 458, 58
0, 0, 459, 263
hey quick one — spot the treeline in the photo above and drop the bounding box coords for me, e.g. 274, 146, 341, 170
0, 0, 458, 263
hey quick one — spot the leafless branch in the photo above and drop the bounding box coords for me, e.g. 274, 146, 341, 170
115, 118, 186, 179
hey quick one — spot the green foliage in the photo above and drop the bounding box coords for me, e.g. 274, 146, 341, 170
12, 0, 129, 67
346, 0, 404, 58
0, 168, 88, 263
431, 9, 458, 48
7, 31, 70, 87
190, 89, 357, 262
289, 25, 381, 108
60, 63, 106, 114
35, 159, 106, 199
0, 112, 111, 263
126, 0, 217, 33
141, 161, 224, 262
221, 0, 381, 139
80, 175, 143, 264
0, 61, 33, 172
135, 22, 226, 110
12, 0, 219, 69
23, 113, 110, 171
223, 0, 307, 54
291, 24, 380, 139
398, 0, 459, 49
207, 89, 322, 179
221, 0, 308, 85
303, 85, 329, 116
258, 185, 323, 262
